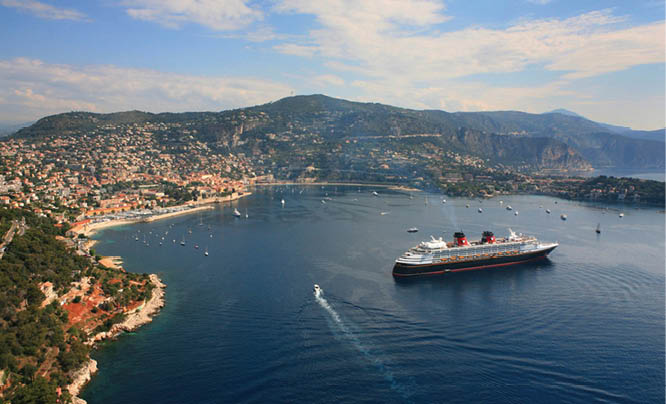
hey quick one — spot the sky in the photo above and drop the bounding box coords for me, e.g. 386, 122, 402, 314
0, 0, 664, 129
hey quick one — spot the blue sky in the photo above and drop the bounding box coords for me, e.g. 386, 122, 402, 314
0, 0, 664, 129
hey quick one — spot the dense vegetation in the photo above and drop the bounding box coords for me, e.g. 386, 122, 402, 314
0, 208, 153, 402
551, 176, 665, 205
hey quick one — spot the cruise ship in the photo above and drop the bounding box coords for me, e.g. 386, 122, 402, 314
393, 229, 557, 277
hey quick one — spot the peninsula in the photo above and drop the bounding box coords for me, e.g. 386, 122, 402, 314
0, 209, 165, 403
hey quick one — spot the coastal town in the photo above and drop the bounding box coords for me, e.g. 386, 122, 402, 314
0, 115, 662, 232
0, 120, 253, 226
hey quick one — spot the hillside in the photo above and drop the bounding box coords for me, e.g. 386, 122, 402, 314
0, 209, 156, 402
546, 109, 665, 142
14, 95, 663, 177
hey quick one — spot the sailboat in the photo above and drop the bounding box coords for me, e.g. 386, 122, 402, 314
596, 223, 601, 234
245, 208, 248, 218
281, 199, 285, 206
204, 247, 209, 256
180, 235, 185, 246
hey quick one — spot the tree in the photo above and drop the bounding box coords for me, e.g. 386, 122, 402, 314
10, 376, 58, 404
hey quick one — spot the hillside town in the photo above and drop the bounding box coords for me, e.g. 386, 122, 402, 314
0, 121, 253, 225
0, 113, 663, 229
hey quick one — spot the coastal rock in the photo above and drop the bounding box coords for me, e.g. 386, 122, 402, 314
67, 359, 98, 404
88, 274, 166, 344
38, 281, 58, 308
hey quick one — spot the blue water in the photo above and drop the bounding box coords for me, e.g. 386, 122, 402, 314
83, 187, 664, 403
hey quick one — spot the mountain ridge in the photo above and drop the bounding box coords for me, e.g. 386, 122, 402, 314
13, 94, 663, 171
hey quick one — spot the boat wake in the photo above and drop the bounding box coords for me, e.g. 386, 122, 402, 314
314, 286, 414, 400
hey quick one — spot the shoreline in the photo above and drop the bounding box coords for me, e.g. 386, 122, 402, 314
68, 274, 166, 404
73, 192, 251, 238
64, 192, 248, 402
252, 181, 421, 192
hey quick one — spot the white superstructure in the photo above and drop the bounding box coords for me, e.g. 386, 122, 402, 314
395, 229, 558, 266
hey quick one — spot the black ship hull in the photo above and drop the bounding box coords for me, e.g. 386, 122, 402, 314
392, 246, 557, 278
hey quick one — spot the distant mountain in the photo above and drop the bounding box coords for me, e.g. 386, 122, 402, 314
14, 95, 663, 171
0, 121, 33, 137
546, 109, 664, 142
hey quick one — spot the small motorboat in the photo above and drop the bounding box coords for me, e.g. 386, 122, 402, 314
619, 213, 624, 218
233, 208, 241, 217
281, 199, 285, 206
204, 247, 209, 256
596, 223, 601, 234
546, 209, 551, 214
407, 227, 419, 233
506, 205, 513, 211
380, 211, 390, 215
478, 208, 483, 213
313, 284, 321, 293
372, 191, 379, 196
514, 211, 519, 216
561, 214, 567, 221
194, 244, 199, 249
442, 199, 446, 203
465, 204, 470, 208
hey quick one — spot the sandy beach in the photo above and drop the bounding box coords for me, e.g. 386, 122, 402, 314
253, 181, 421, 192
72, 191, 251, 238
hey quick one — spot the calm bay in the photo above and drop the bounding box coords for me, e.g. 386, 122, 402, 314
83, 186, 664, 403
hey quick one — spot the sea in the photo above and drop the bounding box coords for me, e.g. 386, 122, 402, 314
83, 186, 664, 404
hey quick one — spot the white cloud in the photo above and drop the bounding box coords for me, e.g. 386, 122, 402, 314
312, 74, 345, 87
123, 0, 262, 30
274, 6, 663, 82
271, 4, 664, 127
0, 0, 88, 21
0, 58, 293, 122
